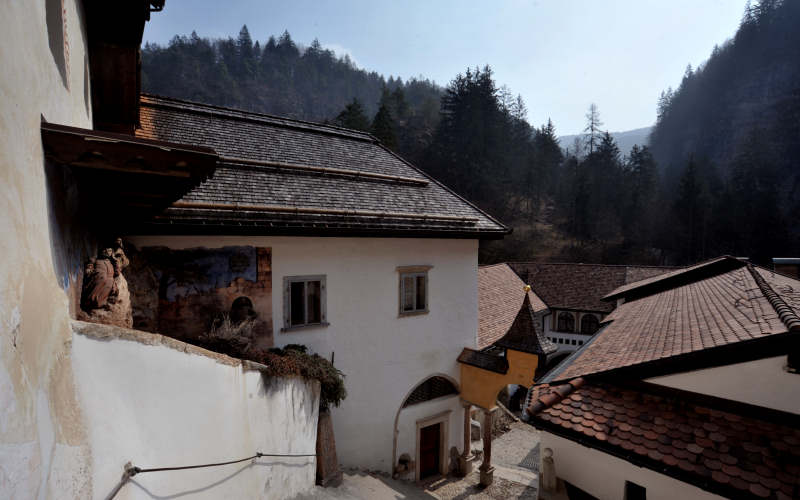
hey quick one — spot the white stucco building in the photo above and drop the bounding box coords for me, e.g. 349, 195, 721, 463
525, 257, 800, 500
124, 91, 509, 479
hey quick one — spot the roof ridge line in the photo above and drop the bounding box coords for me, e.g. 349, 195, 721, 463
373, 143, 511, 233
478, 263, 512, 269
602, 256, 743, 302
747, 263, 800, 332
140, 93, 377, 143
506, 261, 680, 268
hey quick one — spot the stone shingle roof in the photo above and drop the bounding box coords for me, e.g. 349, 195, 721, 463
526, 379, 800, 500
546, 259, 799, 383
134, 94, 508, 238
478, 264, 548, 349
495, 294, 557, 356
508, 262, 676, 314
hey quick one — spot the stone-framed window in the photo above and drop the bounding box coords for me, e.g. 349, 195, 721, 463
580, 314, 600, 335
397, 265, 431, 316
282, 275, 327, 331
556, 311, 575, 333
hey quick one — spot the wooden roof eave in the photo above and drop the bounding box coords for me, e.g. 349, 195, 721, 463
41, 120, 219, 219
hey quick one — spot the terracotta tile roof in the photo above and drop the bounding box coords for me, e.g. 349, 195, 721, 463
754, 267, 800, 327
495, 294, 557, 356
526, 380, 800, 500
604, 256, 733, 301
508, 262, 676, 313
478, 264, 548, 349
133, 94, 508, 237
457, 347, 509, 374
546, 261, 800, 383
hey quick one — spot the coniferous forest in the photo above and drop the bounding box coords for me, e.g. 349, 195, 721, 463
142, 0, 800, 266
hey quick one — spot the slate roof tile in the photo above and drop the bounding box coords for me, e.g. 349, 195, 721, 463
134, 94, 508, 236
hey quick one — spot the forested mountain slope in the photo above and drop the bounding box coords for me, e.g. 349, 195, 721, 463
142, 28, 441, 126
648, 0, 800, 264
650, 0, 800, 183
141, 5, 800, 266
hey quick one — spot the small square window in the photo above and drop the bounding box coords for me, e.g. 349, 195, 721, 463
398, 266, 430, 315
624, 481, 646, 500
283, 275, 327, 330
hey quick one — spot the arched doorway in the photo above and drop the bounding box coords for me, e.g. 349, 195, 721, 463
391, 374, 460, 481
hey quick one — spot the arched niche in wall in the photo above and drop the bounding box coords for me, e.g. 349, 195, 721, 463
402, 376, 459, 408
391, 373, 460, 479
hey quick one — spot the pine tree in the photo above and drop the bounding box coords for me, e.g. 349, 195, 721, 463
622, 145, 659, 245
371, 102, 397, 149
583, 103, 603, 154
237, 25, 254, 60
333, 98, 371, 131
236, 25, 255, 78
674, 156, 708, 262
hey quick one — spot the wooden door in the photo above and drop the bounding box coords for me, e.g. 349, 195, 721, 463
419, 422, 441, 479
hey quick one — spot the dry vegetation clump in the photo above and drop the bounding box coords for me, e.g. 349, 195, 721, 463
197, 321, 346, 409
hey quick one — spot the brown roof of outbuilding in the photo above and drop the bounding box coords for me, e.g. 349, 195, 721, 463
478, 264, 548, 349
526, 380, 800, 500
543, 259, 800, 383
603, 256, 736, 302
508, 262, 676, 313
133, 94, 509, 238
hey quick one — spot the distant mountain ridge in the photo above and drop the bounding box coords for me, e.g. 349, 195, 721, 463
558, 126, 652, 156
141, 29, 442, 124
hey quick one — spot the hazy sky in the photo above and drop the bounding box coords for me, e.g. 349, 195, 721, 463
144, 0, 748, 135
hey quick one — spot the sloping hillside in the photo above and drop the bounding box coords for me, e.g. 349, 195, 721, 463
558, 126, 652, 156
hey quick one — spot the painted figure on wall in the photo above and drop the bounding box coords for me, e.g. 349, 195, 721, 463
129, 246, 273, 349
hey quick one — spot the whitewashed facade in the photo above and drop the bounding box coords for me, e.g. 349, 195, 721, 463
128, 235, 480, 474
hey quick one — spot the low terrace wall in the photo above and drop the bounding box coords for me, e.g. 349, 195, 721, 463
70, 321, 319, 500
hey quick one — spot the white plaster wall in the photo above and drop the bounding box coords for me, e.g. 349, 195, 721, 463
647, 356, 799, 414
541, 432, 726, 500
71, 330, 320, 500
0, 1, 93, 497
128, 235, 479, 473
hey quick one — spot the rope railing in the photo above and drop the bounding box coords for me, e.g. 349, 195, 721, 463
108, 451, 317, 499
